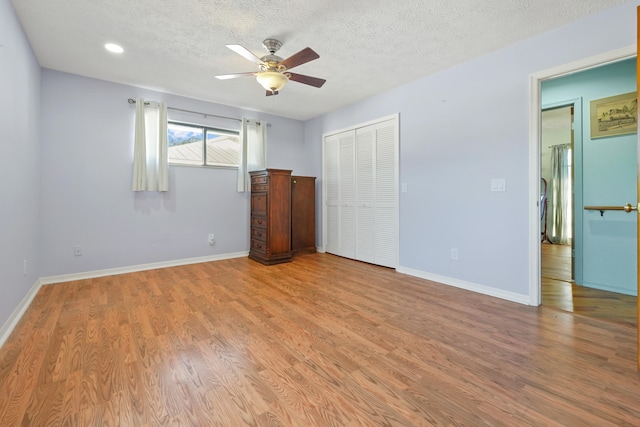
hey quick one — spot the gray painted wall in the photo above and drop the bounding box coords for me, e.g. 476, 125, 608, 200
38, 70, 308, 277
0, 0, 42, 329
305, 1, 637, 298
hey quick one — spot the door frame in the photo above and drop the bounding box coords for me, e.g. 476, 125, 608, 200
528, 45, 636, 306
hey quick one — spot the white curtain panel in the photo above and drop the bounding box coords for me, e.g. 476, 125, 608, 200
548, 144, 572, 245
132, 98, 169, 192
237, 118, 267, 192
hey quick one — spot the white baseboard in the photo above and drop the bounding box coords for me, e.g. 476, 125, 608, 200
40, 251, 250, 285
396, 266, 531, 306
0, 278, 44, 348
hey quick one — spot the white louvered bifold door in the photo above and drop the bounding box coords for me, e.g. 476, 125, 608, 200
324, 133, 340, 255
355, 127, 375, 263
323, 115, 398, 268
338, 131, 356, 259
373, 120, 398, 268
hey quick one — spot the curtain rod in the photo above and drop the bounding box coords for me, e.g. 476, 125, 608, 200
547, 143, 571, 148
128, 98, 242, 123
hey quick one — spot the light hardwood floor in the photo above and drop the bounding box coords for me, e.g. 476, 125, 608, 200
1, 253, 639, 426
541, 243, 637, 327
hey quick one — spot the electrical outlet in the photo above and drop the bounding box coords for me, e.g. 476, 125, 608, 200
208, 234, 215, 246
73, 245, 82, 256
451, 248, 459, 260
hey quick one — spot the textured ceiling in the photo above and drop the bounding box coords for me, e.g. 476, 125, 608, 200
10, 0, 629, 121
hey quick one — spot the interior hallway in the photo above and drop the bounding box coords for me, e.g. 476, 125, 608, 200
541, 242, 637, 328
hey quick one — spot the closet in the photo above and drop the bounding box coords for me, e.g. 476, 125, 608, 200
323, 115, 399, 268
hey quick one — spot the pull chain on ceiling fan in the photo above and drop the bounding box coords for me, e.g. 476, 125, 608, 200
215, 39, 326, 96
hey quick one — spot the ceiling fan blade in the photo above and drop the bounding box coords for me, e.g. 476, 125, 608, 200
279, 47, 319, 70
266, 90, 279, 96
215, 72, 257, 80
287, 72, 326, 88
226, 44, 264, 65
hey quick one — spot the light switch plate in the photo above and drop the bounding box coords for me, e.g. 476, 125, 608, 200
491, 178, 506, 192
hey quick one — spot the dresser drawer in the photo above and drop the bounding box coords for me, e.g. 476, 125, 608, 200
251, 193, 267, 215
251, 216, 267, 229
251, 175, 268, 184
251, 227, 267, 242
251, 183, 268, 193
250, 239, 267, 254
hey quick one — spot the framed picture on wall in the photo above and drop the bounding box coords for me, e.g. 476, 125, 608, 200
590, 91, 637, 138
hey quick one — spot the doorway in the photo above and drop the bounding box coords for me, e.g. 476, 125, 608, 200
533, 52, 638, 327
540, 105, 574, 304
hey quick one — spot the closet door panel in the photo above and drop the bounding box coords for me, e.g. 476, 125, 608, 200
338, 132, 356, 258
375, 123, 397, 208
374, 120, 399, 267
356, 128, 375, 263
324, 134, 340, 255
374, 207, 398, 267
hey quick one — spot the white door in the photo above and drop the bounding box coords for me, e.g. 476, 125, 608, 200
356, 127, 375, 263
324, 133, 340, 255
323, 114, 399, 268
338, 131, 356, 259
373, 120, 399, 268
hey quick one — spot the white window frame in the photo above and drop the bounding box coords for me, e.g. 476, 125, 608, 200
168, 120, 240, 169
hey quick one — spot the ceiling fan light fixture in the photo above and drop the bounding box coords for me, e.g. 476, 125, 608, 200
256, 71, 288, 93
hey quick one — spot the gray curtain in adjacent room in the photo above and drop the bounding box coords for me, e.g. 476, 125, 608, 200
547, 144, 572, 245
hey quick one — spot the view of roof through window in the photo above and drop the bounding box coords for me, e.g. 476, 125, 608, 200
168, 122, 239, 167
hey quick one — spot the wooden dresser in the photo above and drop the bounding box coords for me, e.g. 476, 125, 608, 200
249, 169, 293, 265
291, 176, 316, 254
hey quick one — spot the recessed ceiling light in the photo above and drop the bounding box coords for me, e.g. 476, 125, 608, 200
105, 43, 124, 54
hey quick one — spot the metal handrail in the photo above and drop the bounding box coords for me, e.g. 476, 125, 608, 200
584, 203, 635, 216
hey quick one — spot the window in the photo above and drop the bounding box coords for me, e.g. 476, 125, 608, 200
168, 121, 240, 167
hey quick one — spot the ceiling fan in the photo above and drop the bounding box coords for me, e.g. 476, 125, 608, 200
215, 39, 326, 96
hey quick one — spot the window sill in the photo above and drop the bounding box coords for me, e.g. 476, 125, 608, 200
169, 163, 238, 170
